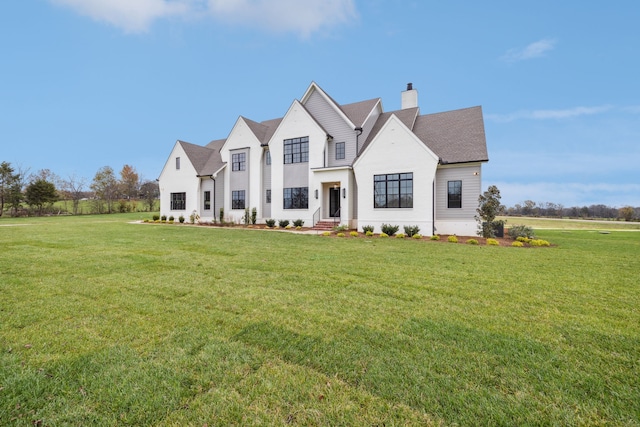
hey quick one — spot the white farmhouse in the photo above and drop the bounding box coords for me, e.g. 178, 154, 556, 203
158, 82, 488, 235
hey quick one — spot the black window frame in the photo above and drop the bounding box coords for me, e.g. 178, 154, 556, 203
335, 142, 345, 160
204, 190, 211, 210
283, 187, 309, 209
283, 137, 309, 164
232, 152, 246, 171
373, 173, 413, 208
232, 190, 245, 209
170, 192, 186, 210
448, 180, 462, 209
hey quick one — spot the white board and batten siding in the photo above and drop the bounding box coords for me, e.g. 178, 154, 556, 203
434, 164, 482, 236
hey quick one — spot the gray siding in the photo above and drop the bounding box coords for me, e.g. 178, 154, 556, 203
201, 178, 214, 214
435, 166, 481, 220
262, 150, 271, 218
230, 148, 250, 208
305, 90, 357, 167
213, 173, 224, 219
357, 108, 381, 154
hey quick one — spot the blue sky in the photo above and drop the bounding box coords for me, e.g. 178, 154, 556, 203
1, 0, 638, 208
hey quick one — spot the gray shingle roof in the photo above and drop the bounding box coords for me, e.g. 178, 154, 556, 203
412, 106, 488, 164
178, 139, 225, 176
340, 98, 380, 128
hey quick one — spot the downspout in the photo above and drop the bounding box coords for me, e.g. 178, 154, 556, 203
210, 175, 216, 222
355, 127, 363, 154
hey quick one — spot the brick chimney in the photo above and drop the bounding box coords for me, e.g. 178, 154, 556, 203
401, 82, 418, 109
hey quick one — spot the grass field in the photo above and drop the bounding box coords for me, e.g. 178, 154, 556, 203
1, 214, 639, 425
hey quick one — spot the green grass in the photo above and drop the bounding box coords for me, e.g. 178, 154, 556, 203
500, 215, 640, 231
1, 214, 639, 425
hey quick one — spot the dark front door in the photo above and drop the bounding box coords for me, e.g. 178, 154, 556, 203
329, 188, 341, 218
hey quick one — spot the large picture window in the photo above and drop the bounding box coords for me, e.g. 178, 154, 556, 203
373, 173, 413, 208
232, 152, 246, 171
284, 137, 309, 164
283, 187, 308, 209
232, 190, 245, 209
170, 192, 186, 210
448, 180, 462, 208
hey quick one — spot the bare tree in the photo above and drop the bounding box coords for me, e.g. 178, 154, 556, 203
90, 166, 118, 214
61, 174, 87, 215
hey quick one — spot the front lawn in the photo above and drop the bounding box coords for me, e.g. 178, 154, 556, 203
1, 214, 638, 425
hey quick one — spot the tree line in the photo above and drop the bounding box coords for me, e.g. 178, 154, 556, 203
0, 161, 159, 217
504, 200, 639, 222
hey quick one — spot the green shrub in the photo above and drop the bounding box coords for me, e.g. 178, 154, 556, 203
448, 235, 458, 243
508, 224, 535, 240
512, 241, 524, 247
362, 225, 374, 233
296, 226, 302, 230
278, 219, 290, 228
365, 230, 374, 237
322, 231, 331, 236
380, 232, 389, 238
179, 215, 185, 223
337, 232, 345, 237
251, 207, 257, 225
293, 219, 304, 227
161, 215, 167, 221
403, 225, 420, 237
530, 239, 550, 247
486, 238, 499, 246
412, 234, 422, 239
219, 207, 224, 224
381, 224, 399, 236
350, 231, 359, 237
168, 216, 174, 222
244, 208, 250, 225
430, 235, 440, 241
153, 214, 160, 221
265, 219, 276, 227
334, 224, 348, 232
143, 219, 149, 223
396, 233, 405, 239
466, 239, 479, 245
285, 225, 292, 229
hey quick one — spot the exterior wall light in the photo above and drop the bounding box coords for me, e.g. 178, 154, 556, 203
342, 188, 346, 198
315, 189, 318, 199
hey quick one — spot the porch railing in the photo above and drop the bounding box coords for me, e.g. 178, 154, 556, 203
312, 207, 321, 227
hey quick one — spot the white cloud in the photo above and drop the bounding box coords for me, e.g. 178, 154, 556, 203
501, 38, 556, 62
206, 0, 357, 38
51, 0, 191, 33
50, 0, 357, 36
486, 105, 613, 123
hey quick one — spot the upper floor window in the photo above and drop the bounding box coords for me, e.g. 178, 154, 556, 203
284, 137, 309, 164
232, 152, 246, 171
374, 173, 413, 208
335, 142, 345, 160
266, 150, 271, 165
175, 157, 180, 170
448, 180, 462, 208
266, 189, 271, 204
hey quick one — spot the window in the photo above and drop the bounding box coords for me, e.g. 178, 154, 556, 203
204, 191, 211, 210
170, 192, 186, 210
335, 142, 345, 160
448, 180, 462, 208
266, 150, 271, 165
175, 157, 180, 170
266, 189, 271, 204
283, 137, 309, 164
232, 190, 245, 209
232, 152, 246, 171
283, 187, 308, 209
373, 173, 413, 208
